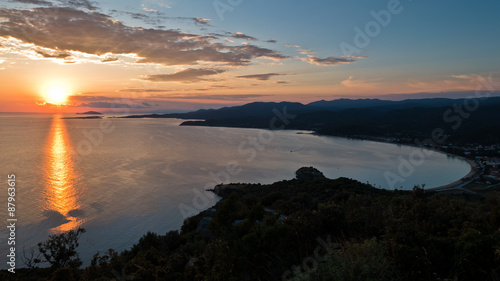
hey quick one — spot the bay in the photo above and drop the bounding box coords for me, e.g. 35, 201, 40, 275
0, 114, 470, 267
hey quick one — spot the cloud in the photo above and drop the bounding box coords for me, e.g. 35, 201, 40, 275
350, 55, 367, 59
288, 44, 366, 66
230, 32, 257, 41
10, 0, 53, 6
0, 7, 288, 67
56, 0, 97, 10
68, 95, 116, 102
452, 74, 479, 80
100, 56, 118, 63
209, 85, 234, 89
305, 55, 365, 66
299, 49, 313, 55
75, 102, 151, 108
381, 90, 500, 100
154, 94, 269, 101
141, 4, 158, 13
35, 49, 71, 59
141, 68, 226, 83
236, 73, 289, 81
67, 94, 159, 108
230, 44, 289, 61
194, 17, 210, 25
119, 85, 236, 93
266, 40, 277, 43
341, 76, 377, 88
119, 88, 173, 93
126, 12, 148, 20
408, 77, 486, 92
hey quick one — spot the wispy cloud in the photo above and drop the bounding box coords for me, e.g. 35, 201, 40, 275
236, 73, 290, 81
341, 76, 377, 88
11, 0, 97, 9
288, 44, 366, 66
194, 17, 210, 25
141, 3, 158, 13
35, 49, 71, 59
66, 94, 155, 108
57, 0, 97, 10
305, 55, 366, 66
141, 68, 226, 83
68, 95, 116, 102
230, 32, 257, 41
119, 88, 174, 93
74, 102, 152, 108
10, 0, 53, 6
408, 74, 490, 92
153, 94, 269, 101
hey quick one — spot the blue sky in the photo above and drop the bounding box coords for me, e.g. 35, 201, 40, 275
0, 0, 498, 112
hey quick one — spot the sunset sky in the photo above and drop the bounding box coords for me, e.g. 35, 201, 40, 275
0, 0, 499, 113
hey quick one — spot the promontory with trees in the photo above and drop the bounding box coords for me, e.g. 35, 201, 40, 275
3, 167, 500, 280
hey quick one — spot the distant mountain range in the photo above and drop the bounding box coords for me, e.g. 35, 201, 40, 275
123, 96, 500, 144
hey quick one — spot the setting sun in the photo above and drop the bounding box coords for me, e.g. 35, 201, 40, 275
43, 84, 70, 105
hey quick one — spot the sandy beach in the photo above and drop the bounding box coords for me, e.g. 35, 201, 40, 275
428, 157, 480, 191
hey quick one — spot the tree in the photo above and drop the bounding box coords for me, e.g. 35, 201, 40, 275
37, 227, 86, 269
21, 246, 42, 269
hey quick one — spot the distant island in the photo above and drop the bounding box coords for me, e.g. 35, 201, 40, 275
62, 111, 104, 119
77, 111, 102, 115
61, 116, 103, 119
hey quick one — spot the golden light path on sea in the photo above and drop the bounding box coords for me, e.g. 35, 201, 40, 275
43, 116, 84, 233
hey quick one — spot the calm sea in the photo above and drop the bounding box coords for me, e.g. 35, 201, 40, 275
0, 113, 470, 267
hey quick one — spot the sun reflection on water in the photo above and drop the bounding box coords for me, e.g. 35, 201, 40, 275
43, 116, 84, 233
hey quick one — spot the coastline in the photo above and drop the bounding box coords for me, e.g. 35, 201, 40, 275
119, 116, 484, 192
177, 122, 483, 191
427, 157, 479, 191
309, 132, 481, 191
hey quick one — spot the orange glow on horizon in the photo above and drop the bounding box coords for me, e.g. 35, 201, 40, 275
43, 116, 85, 233
41, 82, 72, 105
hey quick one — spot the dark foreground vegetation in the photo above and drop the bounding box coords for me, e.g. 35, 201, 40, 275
3, 168, 500, 280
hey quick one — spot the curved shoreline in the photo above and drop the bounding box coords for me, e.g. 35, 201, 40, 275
189, 127, 480, 192
312, 133, 480, 191
427, 157, 479, 191
344, 136, 480, 191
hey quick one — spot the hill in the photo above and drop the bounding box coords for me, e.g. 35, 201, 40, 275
122, 96, 500, 144
6, 168, 499, 280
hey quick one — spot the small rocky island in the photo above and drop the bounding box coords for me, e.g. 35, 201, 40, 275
62, 111, 104, 119
77, 111, 103, 115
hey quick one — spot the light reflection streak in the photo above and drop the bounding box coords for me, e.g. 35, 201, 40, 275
43, 116, 84, 233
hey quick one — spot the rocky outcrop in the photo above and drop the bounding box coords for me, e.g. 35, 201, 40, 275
295, 166, 326, 180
